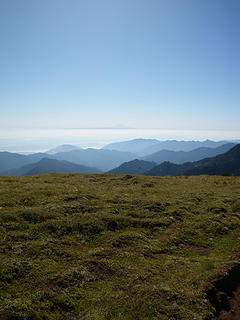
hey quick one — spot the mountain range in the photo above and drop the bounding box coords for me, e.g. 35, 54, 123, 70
0, 152, 46, 173
142, 143, 235, 164
105, 143, 236, 174
0, 148, 137, 173
0, 139, 239, 176
103, 139, 229, 156
51, 148, 137, 171
145, 144, 240, 176
3, 158, 102, 176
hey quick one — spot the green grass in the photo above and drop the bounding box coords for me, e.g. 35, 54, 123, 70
0, 174, 240, 319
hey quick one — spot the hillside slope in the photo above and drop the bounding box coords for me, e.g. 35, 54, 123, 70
0, 174, 240, 319
107, 159, 157, 174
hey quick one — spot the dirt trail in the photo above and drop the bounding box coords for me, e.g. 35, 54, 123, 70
206, 265, 240, 319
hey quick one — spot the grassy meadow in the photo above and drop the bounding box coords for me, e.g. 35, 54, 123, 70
0, 174, 240, 319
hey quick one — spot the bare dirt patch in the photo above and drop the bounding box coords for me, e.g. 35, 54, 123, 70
206, 264, 240, 319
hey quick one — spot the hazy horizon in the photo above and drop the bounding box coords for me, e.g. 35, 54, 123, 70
0, 128, 240, 153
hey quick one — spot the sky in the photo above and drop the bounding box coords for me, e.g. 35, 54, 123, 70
0, 0, 240, 132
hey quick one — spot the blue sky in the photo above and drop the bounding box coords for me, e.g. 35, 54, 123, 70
0, 0, 239, 131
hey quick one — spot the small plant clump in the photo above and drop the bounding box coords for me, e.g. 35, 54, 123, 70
0, 174, 240, 319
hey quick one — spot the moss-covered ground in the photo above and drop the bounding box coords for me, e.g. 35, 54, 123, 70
0, 174, 240, 319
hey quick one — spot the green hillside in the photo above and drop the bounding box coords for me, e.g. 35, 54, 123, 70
1, 174, 240, 319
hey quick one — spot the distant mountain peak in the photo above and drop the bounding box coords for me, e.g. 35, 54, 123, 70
46, 144, 80, 154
